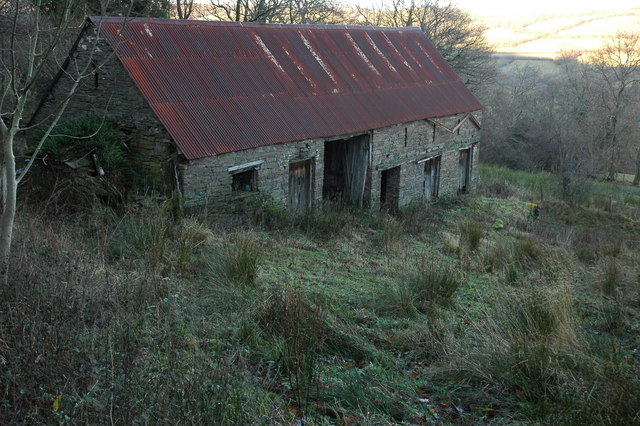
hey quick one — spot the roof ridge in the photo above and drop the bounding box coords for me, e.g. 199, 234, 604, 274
87, 16, 424, 32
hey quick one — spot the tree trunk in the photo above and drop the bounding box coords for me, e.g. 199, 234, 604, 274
0, 131, 17, 285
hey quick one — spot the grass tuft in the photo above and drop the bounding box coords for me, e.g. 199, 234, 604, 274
209, 231, 263, 287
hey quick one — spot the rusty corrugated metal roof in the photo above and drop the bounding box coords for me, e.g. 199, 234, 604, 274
89, 17, 483, 160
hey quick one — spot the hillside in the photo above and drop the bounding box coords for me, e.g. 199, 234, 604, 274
478, 7, 640, 58
2, 165, 640, 423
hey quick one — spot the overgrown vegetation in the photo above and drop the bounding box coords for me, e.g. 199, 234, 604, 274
3, 164, 640, 423
27, 115, 153, 206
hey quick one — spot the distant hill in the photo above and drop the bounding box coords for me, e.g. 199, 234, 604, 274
475, 7, 640, 59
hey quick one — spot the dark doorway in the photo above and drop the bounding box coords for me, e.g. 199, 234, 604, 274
424, 156, 441, 201
380, 166, 400, 213
289, 158, 313, 213
322, 134, 370, 207
458, 147, 472, 193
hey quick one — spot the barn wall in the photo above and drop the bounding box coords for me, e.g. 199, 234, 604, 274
181, 138, 324, 210
182, 113, 481, 211
34, 25, 174, 189
369, 113, 481, 209
39, 25, 481, 211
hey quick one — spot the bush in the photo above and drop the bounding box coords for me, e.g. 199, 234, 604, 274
300, 203, 354, 241
559, 174, 593, 207
600, 259, 622, 298
35, 114, 144, 188
459, 219, 484, 251
379, 260, 461, 318
256, 285, 327, 413
209, 231, 263, 287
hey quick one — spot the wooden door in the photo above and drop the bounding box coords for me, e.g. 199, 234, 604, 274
380, 166, 400, 213
458, 148, 472, 193
424, 156, 440, 201
289, 159, 313, 213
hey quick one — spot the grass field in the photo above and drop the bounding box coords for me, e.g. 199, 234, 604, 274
2, 164, 640, 423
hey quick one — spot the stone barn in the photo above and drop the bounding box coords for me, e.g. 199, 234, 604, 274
36, 17, 483, 212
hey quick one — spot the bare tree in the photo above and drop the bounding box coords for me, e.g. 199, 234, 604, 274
589, 32, 640, 182
356, 0, 493, 89
175, 0, 193, 19
0, 0, 103, 283
209, 0, 342, 24
210, 0, 284, 22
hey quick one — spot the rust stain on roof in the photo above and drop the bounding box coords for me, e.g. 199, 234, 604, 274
90, 17, 483, 160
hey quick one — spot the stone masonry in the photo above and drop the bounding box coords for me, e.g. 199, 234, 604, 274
37, 22, 482, 212
35, 26, 175, 189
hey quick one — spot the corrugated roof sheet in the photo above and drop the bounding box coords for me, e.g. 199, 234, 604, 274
89, 17, 483, 160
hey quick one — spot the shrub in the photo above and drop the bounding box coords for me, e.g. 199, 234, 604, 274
35, 114, 144, 189
379, 260, 462, 317
559, 174, 593, 207
600, 259, 622, 298
110, 203, 172, 271
209, 231, 262, 287
459, 219, 484, 251
300, 203, 354, 241
256, 285, 327, 413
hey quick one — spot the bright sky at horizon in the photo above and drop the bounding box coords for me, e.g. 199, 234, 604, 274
452, 0, 638, 17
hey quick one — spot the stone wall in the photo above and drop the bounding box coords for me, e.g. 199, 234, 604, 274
38, 23, 482, 211
182, 113, 481, 211
369, 113, 481, 209
34, 24, 174, 189
181, 138, 325, 210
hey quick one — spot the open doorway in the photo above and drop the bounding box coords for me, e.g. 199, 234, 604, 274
424, 156, 441, 201
322, 134, 370, 207
380, 166, 400, 213
458, 147, 473, 194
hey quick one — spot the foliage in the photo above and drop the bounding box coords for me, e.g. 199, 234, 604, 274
458, 219, 484, 251
380, 260, 462, 317
209, 231, 263, 287
34, 115, 145, 189
5, 164, 640, 423
256, 284, 327, 413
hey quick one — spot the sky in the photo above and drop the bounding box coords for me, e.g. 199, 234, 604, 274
452, 0, 639, 17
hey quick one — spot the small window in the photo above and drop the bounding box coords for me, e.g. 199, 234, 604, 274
232, 169, 257, 192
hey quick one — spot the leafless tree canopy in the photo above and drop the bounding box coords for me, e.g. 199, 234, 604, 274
209, 0, 344, 24
356, 0, 494, 89
481, 32, 640, 184
0, 0, 105, 282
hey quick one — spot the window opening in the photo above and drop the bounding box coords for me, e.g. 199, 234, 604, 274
232, 169, 257, 192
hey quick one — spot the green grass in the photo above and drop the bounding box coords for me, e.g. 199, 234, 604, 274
4, 164, 640, 424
